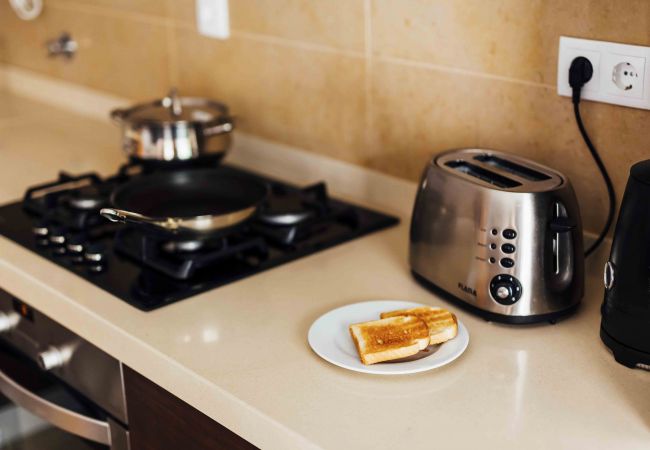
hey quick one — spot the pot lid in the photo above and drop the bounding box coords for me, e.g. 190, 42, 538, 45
112, 88, 230, 125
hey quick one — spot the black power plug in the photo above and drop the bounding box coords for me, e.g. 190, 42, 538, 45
567, 56, 616, 257
569, 56, 593, 104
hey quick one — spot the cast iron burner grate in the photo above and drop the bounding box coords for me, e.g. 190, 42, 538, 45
23, 172, 119, 231
114, 227, 270, 280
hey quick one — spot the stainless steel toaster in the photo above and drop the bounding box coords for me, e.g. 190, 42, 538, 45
410, 149, 584, 324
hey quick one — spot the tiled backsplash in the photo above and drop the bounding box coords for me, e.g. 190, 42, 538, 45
1, 0, 649, 233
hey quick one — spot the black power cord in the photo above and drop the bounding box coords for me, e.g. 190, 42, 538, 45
568, 56, 616, 257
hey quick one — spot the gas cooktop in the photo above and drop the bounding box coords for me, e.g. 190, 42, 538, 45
0, 163, 398, 311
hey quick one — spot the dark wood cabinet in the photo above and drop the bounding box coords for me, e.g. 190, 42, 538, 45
124, 366, 258, 450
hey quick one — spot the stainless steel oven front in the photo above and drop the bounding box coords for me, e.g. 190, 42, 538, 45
0, 287, 129, 449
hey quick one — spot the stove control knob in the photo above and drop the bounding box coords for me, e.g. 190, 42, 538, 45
66, 234, 86, 254
48, 225, 67, 245
32, 221, 49, 237
0, 311, 20, 333
37, 346, 72, 371
489, 274, 523, 305
84, 243, 106, 263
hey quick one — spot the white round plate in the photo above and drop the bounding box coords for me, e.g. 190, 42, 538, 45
308, 300, 469, 375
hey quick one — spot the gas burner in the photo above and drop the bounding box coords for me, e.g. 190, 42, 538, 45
258, 203, 312, 226
258, 182, 330, 226
162, 239, 206, 254
64, 185, 109, 211
158, 234, 235, 254
23, 172, 103, 214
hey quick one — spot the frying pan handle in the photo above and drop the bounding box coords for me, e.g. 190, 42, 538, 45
100, 208, 179, 230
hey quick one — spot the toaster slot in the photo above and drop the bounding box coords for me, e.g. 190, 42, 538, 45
444, 161, 522, 189
474, 154, 551, 182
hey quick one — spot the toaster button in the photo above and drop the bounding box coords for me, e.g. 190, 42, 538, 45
502, 229, 517, 239
500, 257, 515, 268
501, 243, 515, 254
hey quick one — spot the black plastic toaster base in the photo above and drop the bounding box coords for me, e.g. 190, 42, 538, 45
411, 271, 580, 325
600, 327, 650, 369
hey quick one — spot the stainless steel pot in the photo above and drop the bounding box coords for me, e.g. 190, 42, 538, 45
110, 89, 235, 162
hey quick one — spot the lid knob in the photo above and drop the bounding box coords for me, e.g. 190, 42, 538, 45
162, 88, 183, 117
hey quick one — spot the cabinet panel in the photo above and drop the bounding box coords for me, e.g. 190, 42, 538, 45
124, 366, 257, 450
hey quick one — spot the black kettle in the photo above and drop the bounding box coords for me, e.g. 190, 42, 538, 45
601, 159, 650, 369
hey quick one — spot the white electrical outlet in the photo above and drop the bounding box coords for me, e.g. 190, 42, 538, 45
196, 0, 229, 40
557, 36, 650, 110
606, 55, 645, 98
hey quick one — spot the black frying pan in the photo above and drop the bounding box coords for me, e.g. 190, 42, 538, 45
100, 168, 268, 236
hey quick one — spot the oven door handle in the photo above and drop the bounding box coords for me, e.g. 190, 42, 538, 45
0, 366, 111, 445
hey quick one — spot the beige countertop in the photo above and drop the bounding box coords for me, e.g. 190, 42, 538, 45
0, 78, 648, 449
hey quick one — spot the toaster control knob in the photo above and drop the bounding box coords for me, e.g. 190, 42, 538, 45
496, 286, 510, 300
490, 275, 522, 305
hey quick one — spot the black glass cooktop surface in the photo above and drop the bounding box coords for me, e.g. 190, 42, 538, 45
0, 164, 399, 311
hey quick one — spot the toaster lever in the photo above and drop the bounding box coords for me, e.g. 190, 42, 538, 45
549, 202, 575, 287
549, 217, 575, 233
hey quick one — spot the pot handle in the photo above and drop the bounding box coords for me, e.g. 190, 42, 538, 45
100, 208, 179, 231
203, 117, 235, 137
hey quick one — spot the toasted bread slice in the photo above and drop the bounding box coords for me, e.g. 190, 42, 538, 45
349, 316, 430, 365
381, 307, 458, 345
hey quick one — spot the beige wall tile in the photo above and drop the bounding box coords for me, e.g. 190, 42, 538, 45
368, 60, 480, 180
48, 7, 171, 100
0, 4, 170, 100
168, 0, 366, 51
48, 0, 167, 18
173, 28, 366, 160
372, 0, 650, 85
165, 0, 195, 24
